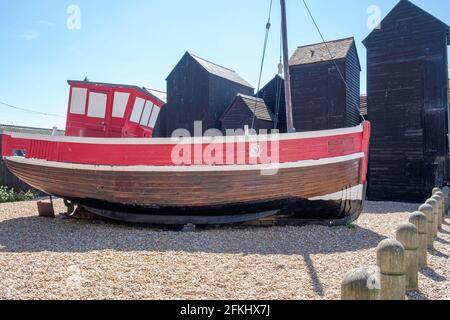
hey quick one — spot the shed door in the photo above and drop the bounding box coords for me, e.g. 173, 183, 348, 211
327, 65, 345, 129
424, 109, 448, 189
423, 58, 449, 186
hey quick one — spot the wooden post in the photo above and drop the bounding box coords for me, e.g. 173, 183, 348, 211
419, 203, 435, 249
409, 212, 428, 267
425, 199, 438, 238
431, 194, 443, 230
396, 223, 419, 291
432, 187, 441, 195
341, 267, 380, 300
377, 239, 406, 300
435, 191, 445, 227
37, 200, 56, 218
442, 186, 450, 216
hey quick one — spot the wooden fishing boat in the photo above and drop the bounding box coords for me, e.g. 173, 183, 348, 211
0, 0, 371, 225
2, 122, 370, 224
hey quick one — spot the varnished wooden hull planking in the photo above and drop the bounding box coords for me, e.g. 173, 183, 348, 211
2, 123, 371, 224
5, 156, 364, 223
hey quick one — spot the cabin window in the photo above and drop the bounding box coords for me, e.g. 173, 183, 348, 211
70, 87, 87, 115
130, 97, 145, 123
148, 106, 161, 128
87, 92, 107, 118
112, 92, 130, 118
140, 101, 154, 126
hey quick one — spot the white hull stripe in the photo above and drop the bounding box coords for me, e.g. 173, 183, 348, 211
2, 125, 363, 145
309, 184, 364, 201
5, 153, 364, 173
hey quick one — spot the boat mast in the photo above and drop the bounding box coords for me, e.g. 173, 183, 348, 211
280, 0, 295, 133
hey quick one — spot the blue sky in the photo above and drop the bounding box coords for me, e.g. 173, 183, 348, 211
0, 0, 449, 129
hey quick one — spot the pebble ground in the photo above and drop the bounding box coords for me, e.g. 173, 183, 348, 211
0, 200, 448, 300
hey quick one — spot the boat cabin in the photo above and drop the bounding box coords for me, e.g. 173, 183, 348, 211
66, 80, 166, 138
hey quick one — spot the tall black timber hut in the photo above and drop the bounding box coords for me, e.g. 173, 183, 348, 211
220, 94, 275, 133
289, 37, 362, 132
363, 0, 450, 202
257, 74, 286, 132
154, 52, 254, 137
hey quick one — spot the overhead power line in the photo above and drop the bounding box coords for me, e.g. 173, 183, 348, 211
0, 100, 66, 119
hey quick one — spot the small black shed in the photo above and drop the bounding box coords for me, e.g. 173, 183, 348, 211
257, 74, 286, 132
363, 0, 450, 202
289, 37, 362, 132
154, 52, 254, 137
220, 94, 275, 133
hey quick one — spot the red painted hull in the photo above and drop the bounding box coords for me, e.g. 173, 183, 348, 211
1, 122, 371, 224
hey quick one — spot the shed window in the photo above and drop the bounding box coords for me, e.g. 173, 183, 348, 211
140, 101, 154, 126
70, 87, 87, 115
130, 97, 145, 123
112, 92, 130, 118
87, 92, 107, 118
148, 106, 161, 128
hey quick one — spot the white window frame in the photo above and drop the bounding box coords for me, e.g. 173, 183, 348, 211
140, 101, 154, 126
87, 92, 107, 119
130, 97, 146, 123
148, 106, 161, 128
112, 92, 130, 118
70, 87, 87, 115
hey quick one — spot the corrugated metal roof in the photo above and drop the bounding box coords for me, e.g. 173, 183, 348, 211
290, 37, 355, 66
0, 124, 65, 136
238, 94, 274, 122
143, 88, 167, 104
189, 53, 253, 88
360, 95, 368, 117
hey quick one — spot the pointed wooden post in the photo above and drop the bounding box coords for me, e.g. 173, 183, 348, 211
396, 223, 419, 291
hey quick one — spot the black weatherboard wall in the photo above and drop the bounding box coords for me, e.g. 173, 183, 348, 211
154, 52, 254, 137
363, 0, 450, 202
257, 74, 286, 132
220, 94, 275, 133
289, 37, 362, 132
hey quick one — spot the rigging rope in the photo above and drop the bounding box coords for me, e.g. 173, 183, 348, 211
301, 0, 366, 122
0, 100, 66, 119
250, 0, 273, 132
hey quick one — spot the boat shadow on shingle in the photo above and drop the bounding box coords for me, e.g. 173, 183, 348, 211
0, 215, 386, 256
